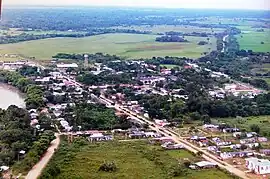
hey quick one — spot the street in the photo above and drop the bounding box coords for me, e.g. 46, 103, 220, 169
25, 134, 60, 179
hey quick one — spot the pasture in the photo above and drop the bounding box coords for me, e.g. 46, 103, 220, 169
237, 29, 270, 52
40, 138, 236, 179
0, 33, 216, 60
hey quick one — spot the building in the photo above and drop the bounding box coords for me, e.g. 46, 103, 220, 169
246, 157, 270, 175
57, 63, 78, 68
190, 161, 217, 169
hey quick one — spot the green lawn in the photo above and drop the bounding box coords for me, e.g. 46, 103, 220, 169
40, 138, 236, 179
212, 116, 270, 136
0, 33, 216, 60
237, 29, 270, 52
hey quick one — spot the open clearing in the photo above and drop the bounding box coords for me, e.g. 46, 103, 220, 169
0, 33, 216, 60
40, 139, 235, 179
237, 29, 270, 52
212, 116, 270, 136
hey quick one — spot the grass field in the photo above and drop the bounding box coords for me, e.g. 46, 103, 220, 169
0, 33, 216, 60
194, 17, 269, 27
40, 138, 236, 179
0, 28, 86, 37
212, 116, 270, 136
112, 25, 224, 34
237, 29, 270, 52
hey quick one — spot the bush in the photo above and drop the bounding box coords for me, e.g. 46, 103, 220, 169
98, 161, 117, 172
167, 164, 187, 177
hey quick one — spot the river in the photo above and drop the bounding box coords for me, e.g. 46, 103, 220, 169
0, 83, 26, 109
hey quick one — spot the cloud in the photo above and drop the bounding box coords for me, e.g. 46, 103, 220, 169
5, 0, 270, 10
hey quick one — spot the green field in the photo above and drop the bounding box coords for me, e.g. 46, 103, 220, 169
194, 17, 270, 27
40, 139, 235, 179
237, 29, 270, 52
0, 28, 86, 37
212, 116, 270, 136
111, 25, 224, 34
0, 33, 216, 60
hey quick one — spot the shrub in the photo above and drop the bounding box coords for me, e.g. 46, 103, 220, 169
98, 161, 117, 172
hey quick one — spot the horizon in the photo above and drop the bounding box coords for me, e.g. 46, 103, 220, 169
4, 5, 270, 12
4, 0, 270, 10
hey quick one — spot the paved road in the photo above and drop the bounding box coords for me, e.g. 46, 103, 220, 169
107, 100, 249, 179
25, 134, 60, 179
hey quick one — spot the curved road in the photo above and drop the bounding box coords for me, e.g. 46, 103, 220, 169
26, 134, 60, 179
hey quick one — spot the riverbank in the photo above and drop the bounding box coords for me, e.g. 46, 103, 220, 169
0, 83, 26, 109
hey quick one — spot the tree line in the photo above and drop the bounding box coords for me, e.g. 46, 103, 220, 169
0, 70, 45, 109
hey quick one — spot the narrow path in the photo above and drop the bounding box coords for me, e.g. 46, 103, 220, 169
25, 133, 60, 179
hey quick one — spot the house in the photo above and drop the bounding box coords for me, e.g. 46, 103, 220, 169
155, 119, 170, 127
246, 132, 257, 138
144, 132, 160, 138
57, 63, 78, 68
0, 166, 9, 172
233, 132, 242, 138
223, 128, 240, 133
198, 139, 209, 147
89, 133, 112, 142
152, 137, 174, 143
240, 138, 256, 144
191, 161, 217, 169
220, 151, 254, 160
212, 137, 231, 146
162, 143, 185, 150
260, 149, 270, 156
190, 136, 207, 141
128, 132, 146, 139
258, 137, 268, 143
245, 157, 270, 175
203, 124, 219, 129
246, 143, 259, 149
30, 112, 39, 119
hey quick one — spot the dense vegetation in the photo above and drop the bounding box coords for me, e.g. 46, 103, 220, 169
64, 103, 132, 131
156, 35, 188, 42
0, 106, 34, 166
0, 29, 150, 44
0, 70, 45, 109
2, 8, 269, 31
129, 92, 270, 124
13, 130, 55, 174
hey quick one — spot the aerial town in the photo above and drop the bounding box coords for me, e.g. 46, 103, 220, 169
0, 2, 269, 179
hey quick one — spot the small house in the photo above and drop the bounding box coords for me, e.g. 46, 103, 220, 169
192, 161, 217, 169
246, 157, 270, 175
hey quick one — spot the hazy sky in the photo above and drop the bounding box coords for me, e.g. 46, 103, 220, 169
5, 0, 270, 10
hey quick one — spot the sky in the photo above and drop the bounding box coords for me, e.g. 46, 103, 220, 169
4, 0, 270, 10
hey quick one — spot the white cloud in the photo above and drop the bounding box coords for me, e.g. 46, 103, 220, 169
5, 0, 270, 10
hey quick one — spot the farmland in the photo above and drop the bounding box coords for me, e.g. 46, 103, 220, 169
237, 29, 270, 52
40, 138, 236, 179
0, 33, 216, 60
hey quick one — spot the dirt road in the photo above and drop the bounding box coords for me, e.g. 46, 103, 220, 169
25, 133, 60, 179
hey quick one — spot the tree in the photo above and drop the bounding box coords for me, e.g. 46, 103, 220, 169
250, 124, 260, 133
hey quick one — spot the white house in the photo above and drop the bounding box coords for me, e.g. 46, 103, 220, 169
57, 63, 78, 68
246, 157, 270, 175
